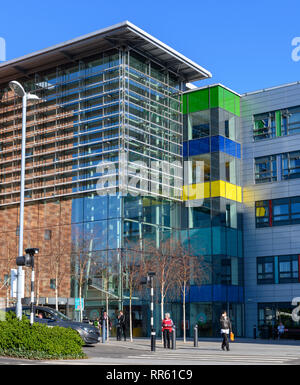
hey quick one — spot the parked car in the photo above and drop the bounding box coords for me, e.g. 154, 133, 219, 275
5, 306, 100, 345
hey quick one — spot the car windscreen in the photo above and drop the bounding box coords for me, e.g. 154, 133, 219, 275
50, 309, 71, 321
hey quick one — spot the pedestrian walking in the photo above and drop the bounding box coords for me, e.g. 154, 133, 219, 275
162, 313, 174, 349
100, 311, 112, 341
116, 311, 126, 341
277, 322, 285, 340
220, 311, 232, 351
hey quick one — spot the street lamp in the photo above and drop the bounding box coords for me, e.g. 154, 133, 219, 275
141, 271, 156, 351
9, 81, 40, 320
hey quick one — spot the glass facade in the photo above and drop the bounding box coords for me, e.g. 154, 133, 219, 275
0, 29, 246, 338
0, 45, 184, 333
182, 85, 244, 337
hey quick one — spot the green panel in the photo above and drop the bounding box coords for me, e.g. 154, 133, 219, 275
187, 88, 209, 113
235, 95, 240, 117
223, 88, 236, 115
184, 85, 241, 116
210, 86, 220, 109
275, 110, 282, 137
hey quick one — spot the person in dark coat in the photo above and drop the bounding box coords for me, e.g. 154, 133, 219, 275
116, 311, 126, 341
220, 311, 232, 351
99, 311, 112, 341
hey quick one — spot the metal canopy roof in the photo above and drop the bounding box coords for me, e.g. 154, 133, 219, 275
0, 21, 211, 86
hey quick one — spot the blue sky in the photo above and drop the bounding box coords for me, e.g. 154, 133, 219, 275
1, 0, 300, 94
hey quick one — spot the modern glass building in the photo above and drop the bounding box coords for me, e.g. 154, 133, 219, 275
181, 85, 244, 336
1, 21, 300, 338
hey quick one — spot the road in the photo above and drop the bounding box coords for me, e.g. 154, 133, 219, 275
1, 338, 300, 365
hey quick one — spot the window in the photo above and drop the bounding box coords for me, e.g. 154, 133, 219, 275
282, 151, 300, 180
256, 196, 300, 227
253, 105, 300, 141
272, 198, 289, 225
50, 278, 56, 289
255, 156, 277, 183
257, 257, 274, 284
253, 112, 275, 141
255, 200, 270, 227
287, 106, 300, 135
44, 229, 52, 240
187, 110, 210, 139
278, 255, 299, 283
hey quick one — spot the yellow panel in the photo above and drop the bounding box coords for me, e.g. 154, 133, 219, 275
211, 180, 225, 198
182, 182, 210, 201
183, 181, 242, 203
225, 182, 237, 201
236, 186, 242, 203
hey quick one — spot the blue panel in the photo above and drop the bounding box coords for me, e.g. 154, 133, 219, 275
210, 136, 219, 152
212, 284, 227, 301
188, 285, 244, 303
186, 136, 241, 158
236, 143, 241, 159
189, 137, 210, 156
189, 285, 212, 302
225, 138, 236, 157
227, 285, 239, 302
239, 286, 244, 302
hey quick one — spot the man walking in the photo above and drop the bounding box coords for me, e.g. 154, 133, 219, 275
117, 311, 126, 341
220, 311, 232, 351
162, 313, 174, 349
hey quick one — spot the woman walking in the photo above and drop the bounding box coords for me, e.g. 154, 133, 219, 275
220, 311, 232, 351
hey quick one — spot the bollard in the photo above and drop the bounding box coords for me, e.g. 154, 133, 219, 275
194, 324, 198, 347
253, 325, 256, 339
151, 329, 156, 351
171, 325, 176, 350
102, 319, 106, 343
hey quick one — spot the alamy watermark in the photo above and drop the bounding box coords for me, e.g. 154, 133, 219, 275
291, 37, 300, 62
95, 151, 205, 207
0, 37, 6, 62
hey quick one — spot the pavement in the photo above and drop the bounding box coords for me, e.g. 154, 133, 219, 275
1, 337, 300, 365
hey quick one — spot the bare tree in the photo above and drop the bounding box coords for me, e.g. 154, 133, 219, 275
48, 231, 70, 310
70, 229, 96, 322
0, 234, 17, 306
122, 240, 144, 342
144, 237, 178, 339
172, 241, 209, 343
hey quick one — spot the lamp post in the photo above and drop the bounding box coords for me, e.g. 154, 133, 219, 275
141, 271, 156, 351
9, 81, 40, 320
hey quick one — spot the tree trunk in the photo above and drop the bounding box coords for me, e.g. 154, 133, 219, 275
106, 293, 109, 341
183, 282, 186, 343
55, 267, 58, 311
161, 287, 164, 344
129, 285, 133, 342
79, 283, 83, 322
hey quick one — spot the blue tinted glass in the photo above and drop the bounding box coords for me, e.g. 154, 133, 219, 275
109, 195, 121, 218
84, 194, 108, 222
71, 197, 84, 223
84, 221, 107, 250
108, 219, 121, 249
212, 226, 226, 255
189, 228, 211, 255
